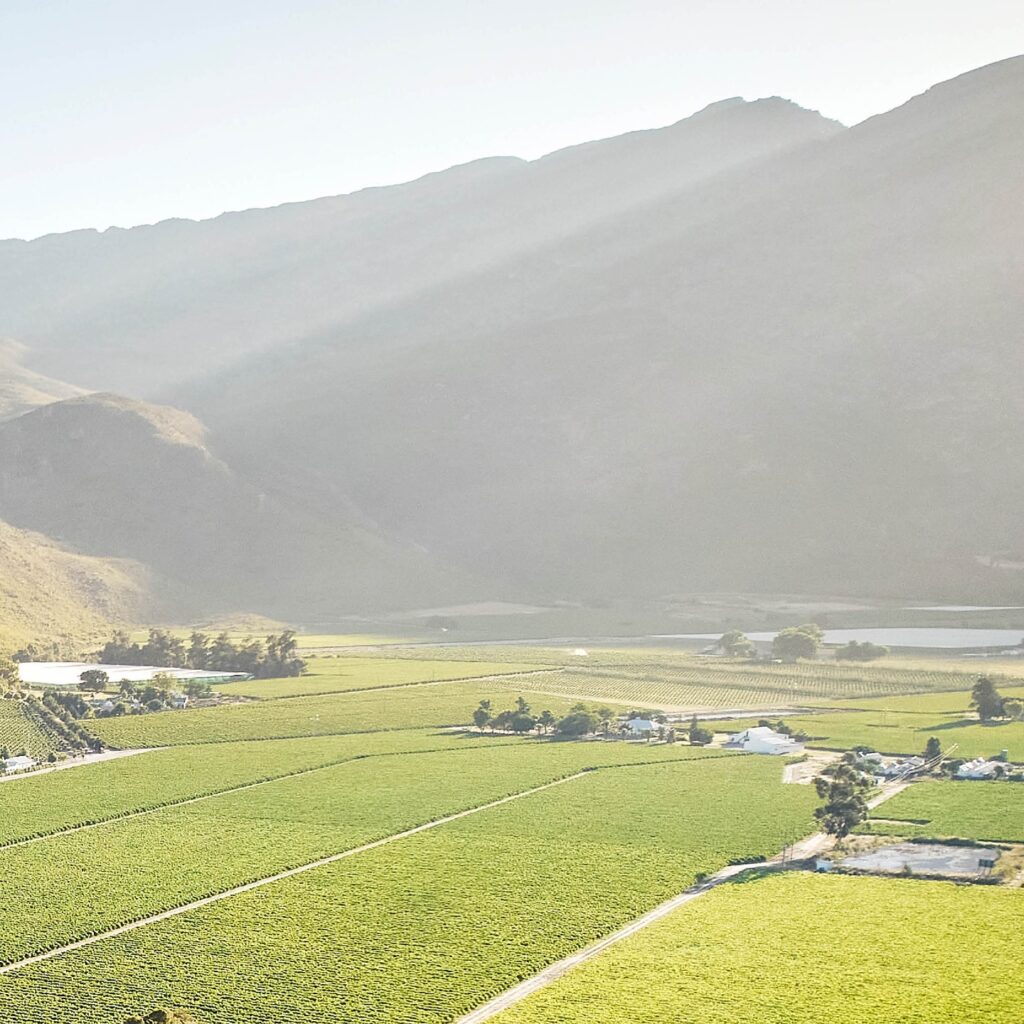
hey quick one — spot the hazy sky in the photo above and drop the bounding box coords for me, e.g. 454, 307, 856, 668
1, 1, 1019, 239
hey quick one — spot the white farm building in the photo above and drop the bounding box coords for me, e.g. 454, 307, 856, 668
624, 718, 662, 737
17, 663, 249, 689
728, 726, 804, 756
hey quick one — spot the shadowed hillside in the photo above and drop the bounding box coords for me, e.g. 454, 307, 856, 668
0, 98, 840, 393
186, 57, 1024, 604
0, 59, 1020, 629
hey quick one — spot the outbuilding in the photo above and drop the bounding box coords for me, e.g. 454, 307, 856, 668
625, 718, 662, 737
2, 755, 37, 773
956, 758, 1002, 780
728, 726, 804, 755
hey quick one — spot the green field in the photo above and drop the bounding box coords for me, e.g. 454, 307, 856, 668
824, 685, 1024, 714
860, 779, 1024, 843
217, 657, 546, 699
493, 873, 1022, 1024
88, 681, 580, 748
509, 654, 1001, 705
0, 756, 814, 1023
0, 700, 54, 760
0, 729, 525, 846
0, 744, 733, 966
3, 641, 1021, 1022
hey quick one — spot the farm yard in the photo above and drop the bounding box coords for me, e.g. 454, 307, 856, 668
1, 642, 1022, 1022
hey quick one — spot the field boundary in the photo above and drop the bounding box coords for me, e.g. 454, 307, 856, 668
221, 668, 560, 701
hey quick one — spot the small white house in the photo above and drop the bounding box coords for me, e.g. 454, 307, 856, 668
625, 718, 662, 737
2, 755, 37, 773
956, 757, 1001, 780
729, 726, 804, 756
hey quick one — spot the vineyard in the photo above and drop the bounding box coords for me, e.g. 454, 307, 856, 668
87, 681, 580, 748
218, 657, 546, 700
0, 729, 525, 847
859, 779, 1024, 843
0, 743, 735, 966
493, 873, 1021, 1024
0, 700, 56, 760
0, 757, 815, 1023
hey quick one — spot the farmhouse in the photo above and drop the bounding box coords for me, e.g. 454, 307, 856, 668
956, 757, 1002, 780
624, 718, 662, 737
727, 726, 804, 755
2, 755, 37, 772
17, 662, 249, 689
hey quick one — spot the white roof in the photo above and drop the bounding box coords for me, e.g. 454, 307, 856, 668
626, 718, 660, 729
3, 756, 36, 770
18, 663, 247, 687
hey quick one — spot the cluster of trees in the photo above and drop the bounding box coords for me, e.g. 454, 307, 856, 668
814, 755, 872, 836
717, 624, 893, 663
772, 623, 823, 662
833, 640, 889, 661
970, 676, 1022, 722
97, 629, 305, 678
716, 623, 826, 662
717, 630, 755, 658
0, 652, 18, 691
472, 697, 619, 736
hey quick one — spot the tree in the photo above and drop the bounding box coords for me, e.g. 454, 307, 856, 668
514, 696, 531, 715
556, 711, 599, 737
1003, 699, 1023, 721
510, 713, 536, 734
772, 624, 822, 662
79, 669, 110, 692
814, 762, 870, 837
834, 640, 889, 661
472, 700, 492, 731
538, 710, 556, 733
491, 710, 514, 732
596, 707, 616, 735
718, 630, 754, 658
970, 676, 1005, 722
0, 652, 18, 691
923, 736, 942, 761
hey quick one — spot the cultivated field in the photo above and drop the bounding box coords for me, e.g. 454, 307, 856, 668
860, 779, 1024, 843
0, 757, 814, 1023
87, 681, 580, 748
0, 701, 53, 759
492, 873, 1021, 1024
2, 642, 1019, 1022
218, 657, 546, 699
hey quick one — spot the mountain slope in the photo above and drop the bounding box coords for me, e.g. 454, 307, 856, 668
0, 340, 84, 421
0, 519, 156, 647
0, 98, 841, 394
186, 57, 1024, 603
0, 394, 481, 621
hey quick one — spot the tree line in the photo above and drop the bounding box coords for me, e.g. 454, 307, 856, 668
717, 625, 889, 662
96, 629, 305, 678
